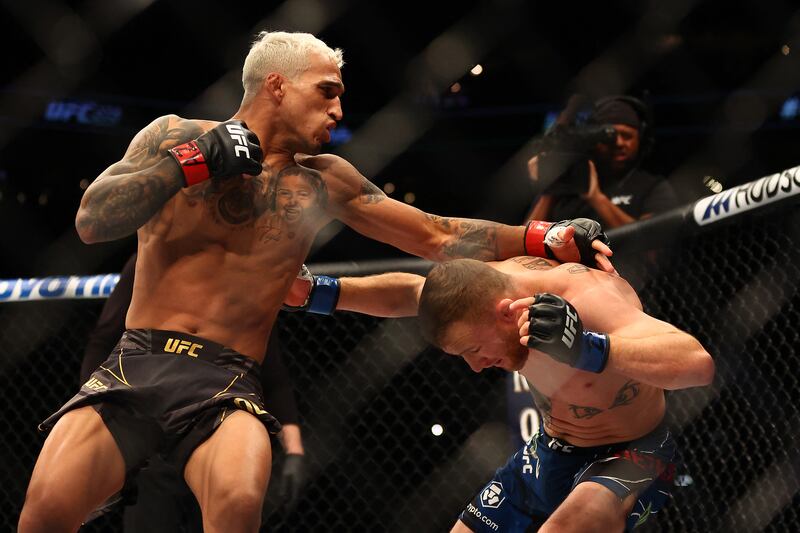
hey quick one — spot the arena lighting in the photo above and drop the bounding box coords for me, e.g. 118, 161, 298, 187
469, 64, 483, 76
780, 96, 799, 120
450, 82, 462, 93
328, 125, 352, 145
702, 175, 724, 193
44, 100, 123, 127
403, 192, 416, 204
431, 424, 444, 437
782, 44, 791, 55
383, 182, 396, 194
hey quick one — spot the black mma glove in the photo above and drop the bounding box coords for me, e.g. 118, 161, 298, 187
279, 453, 307, 510
524, 218, 610, 268
555, 218, 610, 265
525, 293, 609, 373
168, 119, 263, 187
281, 264, 341, 315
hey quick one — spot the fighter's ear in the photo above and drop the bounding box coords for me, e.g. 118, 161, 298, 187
495, 299, 516, 323
264, 73, 286, 101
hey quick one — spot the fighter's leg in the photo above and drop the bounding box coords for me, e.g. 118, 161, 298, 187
18, 406, 126, 533
184, 410, 272, 533
538, 481, 634, 533
450, 519, 476, 532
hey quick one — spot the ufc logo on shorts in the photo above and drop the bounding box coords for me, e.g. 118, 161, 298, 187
164, 338, 203, 357
233, 398, 269, 416
562, 306, 578, 348
225, 124, 251, 158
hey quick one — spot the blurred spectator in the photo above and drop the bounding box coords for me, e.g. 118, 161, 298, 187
81, 253, 307, 531
525, 95, 679, 229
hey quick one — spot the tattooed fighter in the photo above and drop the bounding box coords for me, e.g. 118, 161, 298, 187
294, 257, 714, 532
18, 31, 612, 533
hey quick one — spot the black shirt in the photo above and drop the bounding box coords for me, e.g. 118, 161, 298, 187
547, 167, 680, 222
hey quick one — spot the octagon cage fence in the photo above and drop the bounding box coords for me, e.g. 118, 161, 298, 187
1, 165, 799, 532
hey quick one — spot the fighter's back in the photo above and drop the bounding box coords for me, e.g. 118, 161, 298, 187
496, 257, 665, 445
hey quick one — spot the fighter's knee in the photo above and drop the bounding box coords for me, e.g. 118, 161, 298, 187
204, 486, 264, 530
540, 483, 627, 533
18, 490, 80, 533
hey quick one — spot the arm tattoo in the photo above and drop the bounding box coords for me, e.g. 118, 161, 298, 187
567, 264, 590, 274
359, 178, 386, 204
125, 116, 169, 164
568, 404, 604, 419
608, 380, 640, 409
77, 170, 183, 241
78, 118, 202, 240
438, 219, 500, 261
513, 257, 554, 271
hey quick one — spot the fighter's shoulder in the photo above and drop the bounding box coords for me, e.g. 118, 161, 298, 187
296, 153, 356, 176
129, 114, 208, 146
295, 154, 369, 199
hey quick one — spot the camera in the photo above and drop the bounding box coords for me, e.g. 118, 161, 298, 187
534, 123, 617, 196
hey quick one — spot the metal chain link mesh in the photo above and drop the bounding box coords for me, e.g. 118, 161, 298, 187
1, 205, 798, 532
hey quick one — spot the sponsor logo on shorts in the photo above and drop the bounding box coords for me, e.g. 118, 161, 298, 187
466, 503, 500, 531
522, 440, 542, 477
233, 397, 270, 416
83, 377, 108, 391
546, 437, 575, 453
480, 481, 505, 509
164, 338, 203, 357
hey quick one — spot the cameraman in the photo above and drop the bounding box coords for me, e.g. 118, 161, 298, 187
526, 96, 679, 229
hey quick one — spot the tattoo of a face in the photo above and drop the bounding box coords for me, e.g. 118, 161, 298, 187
359, 178, 386, 204
513, 257, 554, 271
609, 380, 640, 409
568, 404, 604, 419
568, 264, 590, 274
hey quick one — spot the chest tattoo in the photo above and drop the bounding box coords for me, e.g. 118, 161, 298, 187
609, 380, 641, 409
182, 164, 329, 240
568, 404, 604, 419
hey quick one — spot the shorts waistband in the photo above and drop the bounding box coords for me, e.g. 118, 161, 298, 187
121, 329, 261, 373
538, 420, 669, 456
539, 426, 629, 456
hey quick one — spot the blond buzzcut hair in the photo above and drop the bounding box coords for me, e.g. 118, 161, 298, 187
242, 31, 344, 101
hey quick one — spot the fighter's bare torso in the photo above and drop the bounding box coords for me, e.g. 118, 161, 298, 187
126, 115, 369, 360
497, 258, 665, 446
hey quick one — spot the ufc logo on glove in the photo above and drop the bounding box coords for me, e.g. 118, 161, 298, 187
562, 306, 578, 348
225, 123, 251, 158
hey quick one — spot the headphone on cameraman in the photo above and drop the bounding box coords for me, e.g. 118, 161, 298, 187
590, 95, 655, 160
